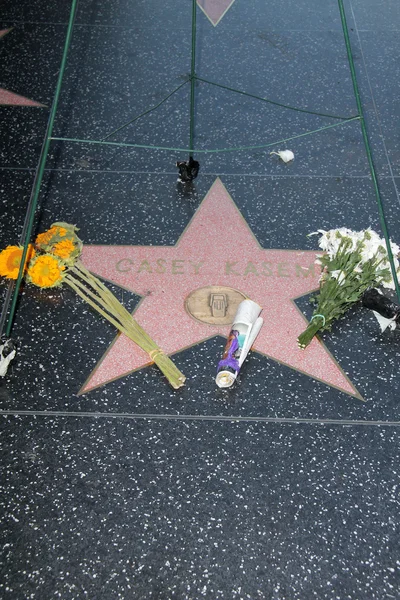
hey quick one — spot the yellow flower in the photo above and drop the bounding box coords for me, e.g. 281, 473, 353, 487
0, 245, 36, 279
35, 226, 67, 248
27, 254, 66, 288
35, 223, 82, 266
52, 238, 76, 259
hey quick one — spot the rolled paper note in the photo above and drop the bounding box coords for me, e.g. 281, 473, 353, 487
216, 299, 263, 388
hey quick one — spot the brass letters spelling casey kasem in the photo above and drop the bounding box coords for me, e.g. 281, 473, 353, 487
116, 259, 316, 278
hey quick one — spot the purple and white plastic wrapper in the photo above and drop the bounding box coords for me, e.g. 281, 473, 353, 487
216, 299, 263, 388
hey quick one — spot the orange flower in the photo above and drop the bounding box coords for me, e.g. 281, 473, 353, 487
35, 226, 67, 248
27, 254, 66, 288
0, 245, 36, 279
52, 238, 76, 259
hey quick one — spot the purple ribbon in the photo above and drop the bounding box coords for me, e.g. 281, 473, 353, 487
218, 336, 240, 372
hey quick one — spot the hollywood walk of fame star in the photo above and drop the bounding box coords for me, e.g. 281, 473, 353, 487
0, 28, 44, 106
197, 0, 237, 26
80, 178, 360, 399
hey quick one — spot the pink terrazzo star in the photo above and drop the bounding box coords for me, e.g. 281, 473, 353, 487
197, 0, 236, 26
80, 178, 360, 398
0, 29, 44, 106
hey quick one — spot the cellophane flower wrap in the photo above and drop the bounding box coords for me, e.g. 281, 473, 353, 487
0, 223, 185, 388
297, 228, 400, 349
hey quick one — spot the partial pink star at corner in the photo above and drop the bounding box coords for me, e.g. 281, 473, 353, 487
0, 29, 44, 106
80, 178, 361, 399
197, 0, 237, 26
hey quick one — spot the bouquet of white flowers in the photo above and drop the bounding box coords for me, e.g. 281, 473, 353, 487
298, 228, 400, 349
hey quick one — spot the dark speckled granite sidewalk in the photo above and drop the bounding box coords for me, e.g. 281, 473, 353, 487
1, 0, 400, 598
1, 415, 399, 600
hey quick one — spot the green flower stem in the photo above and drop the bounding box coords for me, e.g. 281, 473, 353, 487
71, 266, 131, 328
72, 263, 162, 350
65, 268, 186, 389
298, 254, 389, 349
65, 277, 136, 341
297, 317, 326, 350
66, 274, 126, 331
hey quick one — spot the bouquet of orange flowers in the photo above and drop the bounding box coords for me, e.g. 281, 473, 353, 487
0, 223, 186, 388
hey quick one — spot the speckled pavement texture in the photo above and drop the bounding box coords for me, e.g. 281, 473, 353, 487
1, 0, 400, 598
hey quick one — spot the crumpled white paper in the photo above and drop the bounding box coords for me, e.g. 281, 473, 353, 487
270, 150, 295, 163
0, 339, 16, 377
